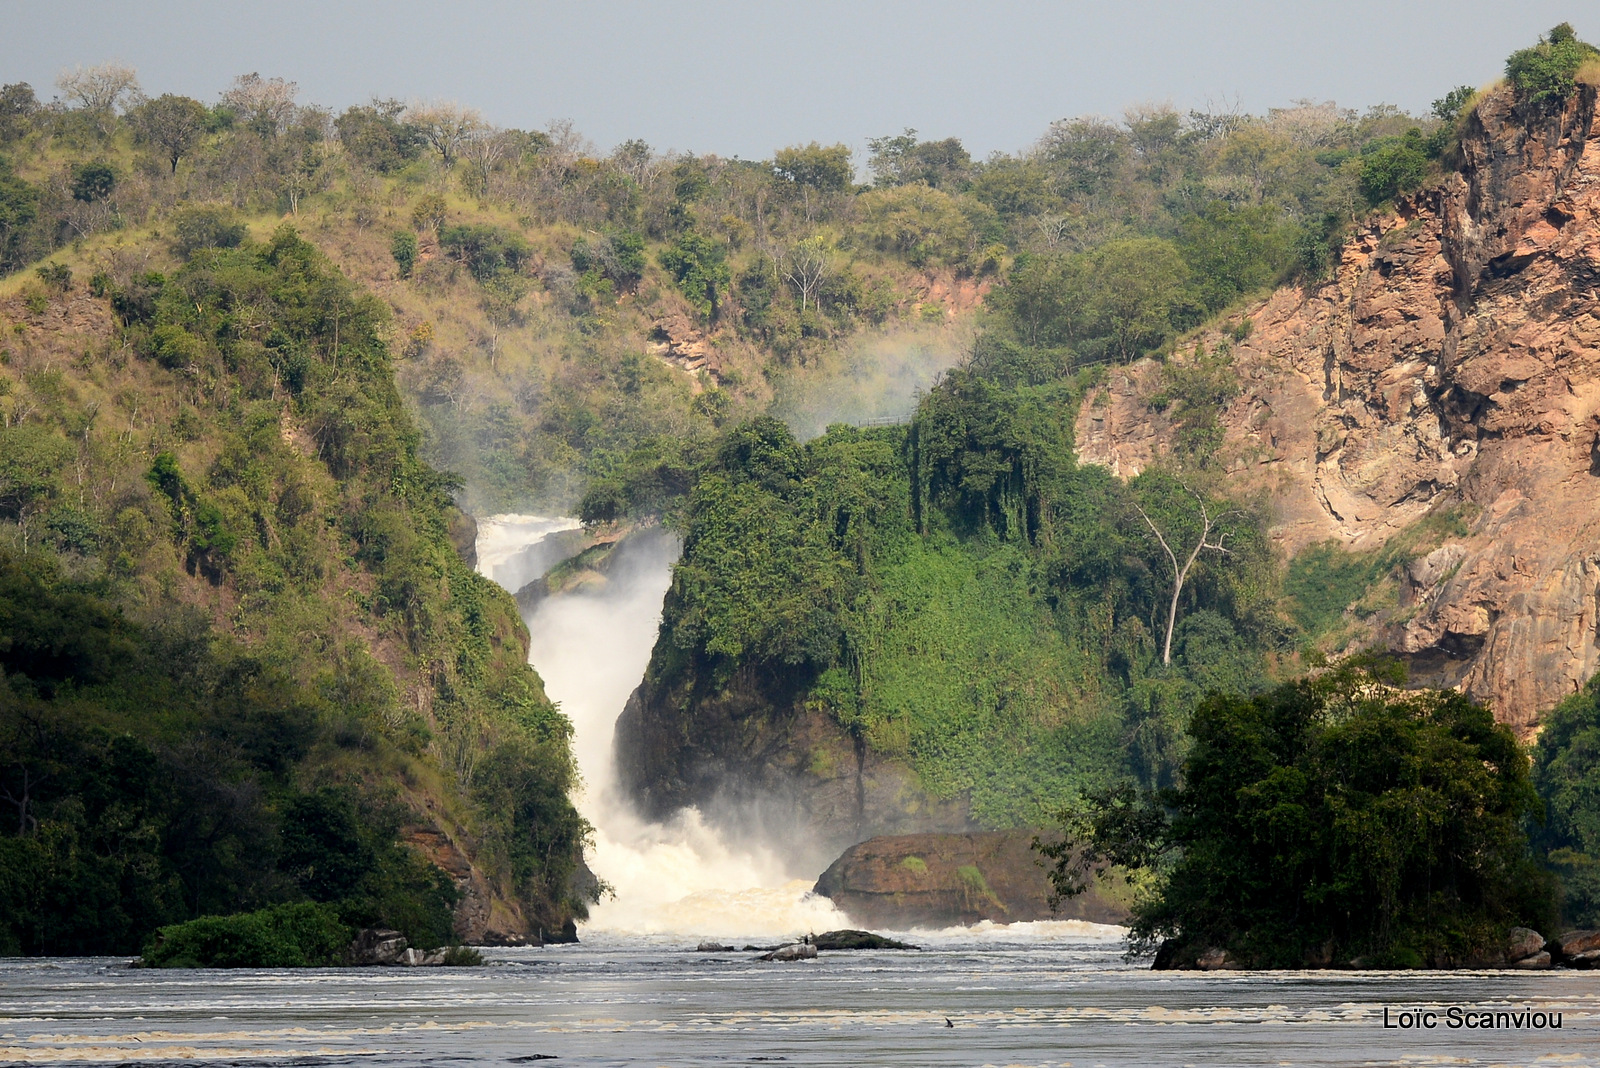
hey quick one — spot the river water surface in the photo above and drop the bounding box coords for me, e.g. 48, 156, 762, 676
3, 518, 1593, 1066
3, 941, 1597, 1066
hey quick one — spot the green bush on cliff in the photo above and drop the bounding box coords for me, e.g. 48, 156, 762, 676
141, 903, 350, 969
1041, 661, 1556, 967
1506, 23, 1600, 105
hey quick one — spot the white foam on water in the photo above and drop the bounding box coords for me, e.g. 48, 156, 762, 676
476, 517, 850, 940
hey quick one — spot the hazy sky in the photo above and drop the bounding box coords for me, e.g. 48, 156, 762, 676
4, 1, 1593, 161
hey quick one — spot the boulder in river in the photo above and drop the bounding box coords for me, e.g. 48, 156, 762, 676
1505, 927, 1546, 964
695, 942, 734, 952
347, 928, 409, 966
813, 831, 1129, 929
758, 942, 819, 962
812, 929, 916, 950
1559, 929, 1600, 967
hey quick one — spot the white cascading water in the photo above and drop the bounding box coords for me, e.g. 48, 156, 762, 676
476, 515, 849, 939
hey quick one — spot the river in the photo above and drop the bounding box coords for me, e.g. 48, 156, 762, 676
2, 517, 1593, 1066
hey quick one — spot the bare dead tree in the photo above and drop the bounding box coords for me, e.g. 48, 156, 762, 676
782, 237, 830, 314
1134, 485, 1241, 665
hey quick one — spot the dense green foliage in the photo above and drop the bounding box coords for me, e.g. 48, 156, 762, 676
0, 228, 587, 955
1506, 23, 1600, 105
1044, 664, 1555, 967
616, 345, 1281, 818
1532, 676, 1600, 928
140, 902, 350, 968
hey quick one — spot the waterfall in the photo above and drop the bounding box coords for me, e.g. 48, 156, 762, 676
475, 515, 848, 939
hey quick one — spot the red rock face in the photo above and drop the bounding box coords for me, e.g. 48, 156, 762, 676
1076, 84, 1600, 734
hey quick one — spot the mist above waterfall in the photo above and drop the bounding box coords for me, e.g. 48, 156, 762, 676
475, 517, 848, 939
770, 323, 970, 441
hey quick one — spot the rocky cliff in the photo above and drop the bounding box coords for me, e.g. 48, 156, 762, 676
615, 663, 976, 875
813, 832, 1129, 929
1078, 84, 1600, 734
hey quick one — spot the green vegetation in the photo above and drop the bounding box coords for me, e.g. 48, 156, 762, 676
4, 25, 1597, 960
1506, 23, 1600, 105
0, 226, 588, 956
615, 358, 1279, 819
0, 48, 1516, 515
140, 903, 350, 968
1532, 676, 1600, 928
1041, 662, 1555, 967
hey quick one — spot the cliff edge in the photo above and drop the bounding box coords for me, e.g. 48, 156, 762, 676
1078, 84, 1600, 733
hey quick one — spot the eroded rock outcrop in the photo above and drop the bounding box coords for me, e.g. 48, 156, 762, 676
812, 831, 1129, 929
615, 668, 977, 873
1077, 84, 1600, 733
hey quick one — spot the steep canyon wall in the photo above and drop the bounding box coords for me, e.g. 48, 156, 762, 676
1078, 85, 1600, 732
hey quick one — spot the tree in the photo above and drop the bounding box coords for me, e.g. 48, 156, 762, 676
1506, 23, 1600, 105
855, 183, 975, 267
1039, 663, 1555, 968
1532, 675, 1600, 927
0, 83, 38, 143
1039, 117, 1127, 196
1358, 129, 1429, 205
1132, 478, 1240, 665
335, 100, 422, 173
0, 158, 39, 272
220, 73, 299, 137
781, 237, 830, 313
773, 141, 852, 221
772, 141, 853, 191
460, 127, 514, 194
1175, 202, 1290, 311
407, 101, 482, 167
54, 63, 139, 114
659, 232, 731, 319
69, 161, 116, 203
129, 94, 210, 173
1084, 238, 1193, 360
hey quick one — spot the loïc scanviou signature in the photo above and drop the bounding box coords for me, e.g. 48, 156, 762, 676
1383, 1005, 1563, 1030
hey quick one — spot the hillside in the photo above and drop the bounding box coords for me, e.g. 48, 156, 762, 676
612, 27, 1600, 918
0, 229, 586, 953
6, 26, 1600, 953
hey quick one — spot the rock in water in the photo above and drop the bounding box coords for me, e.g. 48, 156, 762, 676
1506, 926, 1546, 963
347, 928, 408, 966
1560, 929, 1600, 966
812, 929, 916, 950
758, 943, 819, 962
695, 942, 734, 952
813, 831, 1128, 929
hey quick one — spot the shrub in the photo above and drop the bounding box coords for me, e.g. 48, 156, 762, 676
170, 204, 247, 258
140, 902, 351, 968
69, 161, 116, 203
1358, 129, 1429, 205
439, 223, 531, 283
658, 231, 730, 318
390, 230, 418, 279
1506, 23, 1600, 105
